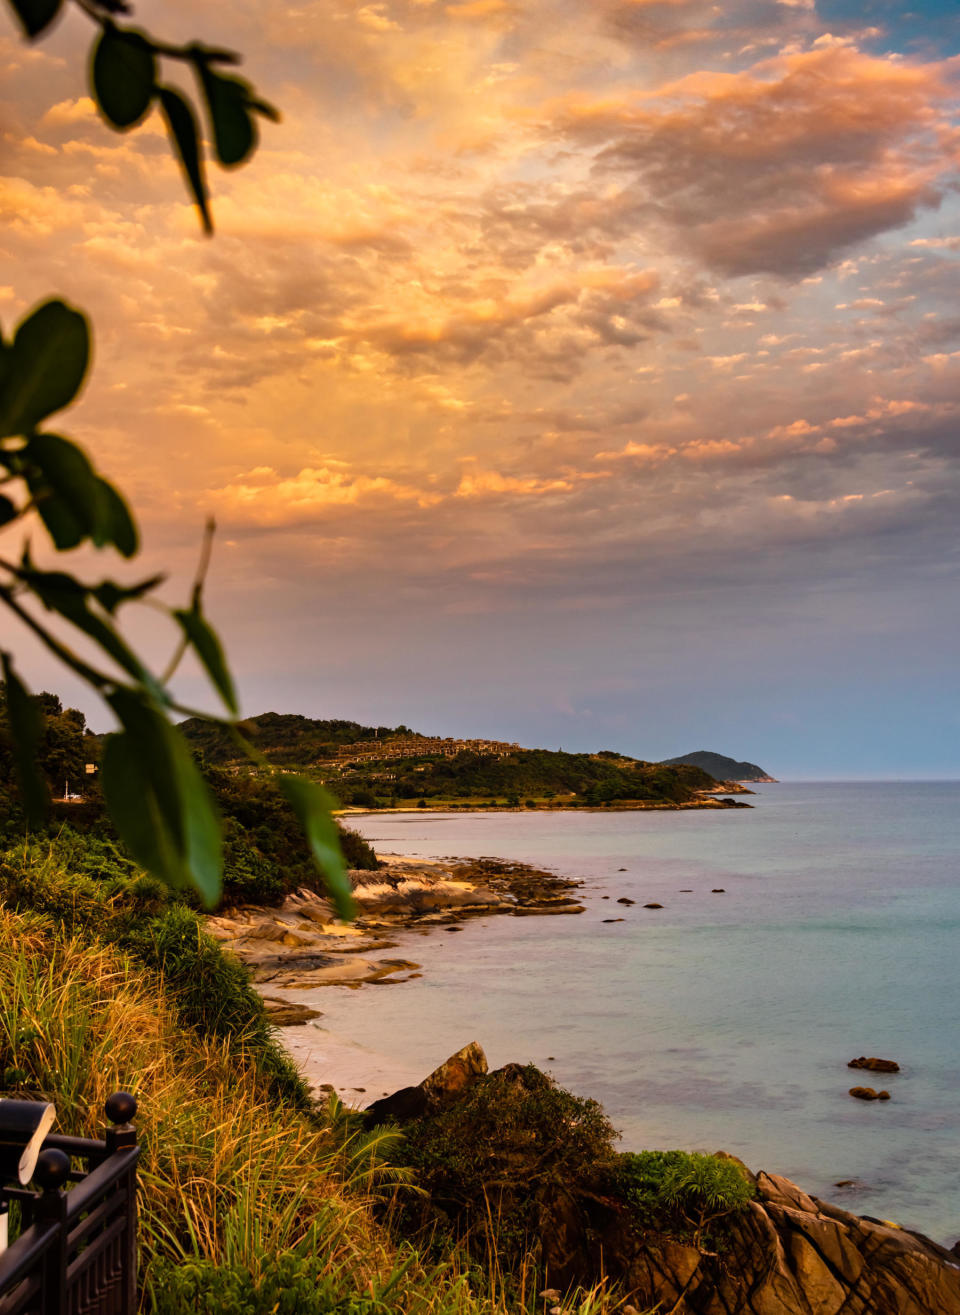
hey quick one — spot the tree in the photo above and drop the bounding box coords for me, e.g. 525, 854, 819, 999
0, 0, 353, 916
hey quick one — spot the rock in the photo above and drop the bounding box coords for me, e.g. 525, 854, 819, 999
850, 1086, 891, 1100
366, 1041, 488, 1124
513, 902, 585, 916
643, 902, 663, 909
606, 1169, 960, 1313
260, 997, 323, 1026
617, 867, 628, 872
617, 897, 635, 905
848, 1056, 900, 1073
602, 918, 624, 923
711, 888, 725, 893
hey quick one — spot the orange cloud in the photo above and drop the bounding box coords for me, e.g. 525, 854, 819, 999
545, 44, 958, 277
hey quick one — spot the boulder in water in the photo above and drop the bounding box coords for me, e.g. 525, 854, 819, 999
849, 1056, 900, 1073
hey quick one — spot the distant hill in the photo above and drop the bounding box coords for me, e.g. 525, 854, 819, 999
660, 750, 777, 782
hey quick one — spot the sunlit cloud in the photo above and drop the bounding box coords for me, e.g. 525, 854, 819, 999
4, 0, 960, 765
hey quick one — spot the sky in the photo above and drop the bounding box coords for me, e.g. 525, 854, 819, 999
2, 0, 960, 777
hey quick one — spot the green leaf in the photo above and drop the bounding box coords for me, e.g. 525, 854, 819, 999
25, 431, 100, 548
198, 67, 257, 167
91, 573, 164, 614
94, 476, 138, 557
0, 300, 90, 439
0, 653, 48, 824
15, 562, 160, 695
33, 487, 85, 550
101, 690, 222, 904
91, 25, 156, 130
8, 0, 61, 38
278, 775, 353, 920
0, 494, 18, 526
158, 86, 212, 234
173, 607, 238, 714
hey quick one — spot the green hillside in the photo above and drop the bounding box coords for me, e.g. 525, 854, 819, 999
334, 746, 719, 807
175, 713, 732, 808
177, 711, 415, 766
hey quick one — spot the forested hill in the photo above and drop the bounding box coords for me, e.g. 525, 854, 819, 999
177, 711, 417, 766
660, 750, 776, 782
178, 714, 733, 808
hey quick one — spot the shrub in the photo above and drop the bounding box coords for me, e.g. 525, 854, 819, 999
397, 1064, 617, 1266
613, 1150, 754, 1246
350, 789, 379, 808
149, 1255, 387, 1315
339, 824, 379, 870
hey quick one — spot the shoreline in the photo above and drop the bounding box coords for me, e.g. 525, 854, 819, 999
337, 793, 753, 818
206, 850, 585, 1099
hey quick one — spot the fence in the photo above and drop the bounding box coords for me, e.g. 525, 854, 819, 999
0, 1094, 139, 1315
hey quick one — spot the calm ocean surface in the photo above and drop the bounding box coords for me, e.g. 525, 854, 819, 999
314, 783, 960, 1243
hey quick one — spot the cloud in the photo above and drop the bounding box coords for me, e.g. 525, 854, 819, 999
545, 44, 958, 277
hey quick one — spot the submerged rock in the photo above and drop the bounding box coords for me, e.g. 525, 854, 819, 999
849, 1056, 900, 1073
849, 1086, 891, 1101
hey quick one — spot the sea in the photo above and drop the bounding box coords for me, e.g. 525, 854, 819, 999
301, 782, 960, 1245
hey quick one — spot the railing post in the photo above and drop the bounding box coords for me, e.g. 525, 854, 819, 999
104, 1094, 138, 1315
33, 1149, 70, 1315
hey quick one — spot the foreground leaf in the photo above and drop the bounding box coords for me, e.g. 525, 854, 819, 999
8, 0, 60, 38
198, 66, 257, 166
16, 562, 160, 696
158, 87, 212, 233
278, 774, 353, 920
91, 25, 157, 129
173, 606, 238, 714
94, 476, 138, 556
0, 653, 47, 824
101, 690, 222, 904
0, 300, 90, 438
26, 431, 100, 550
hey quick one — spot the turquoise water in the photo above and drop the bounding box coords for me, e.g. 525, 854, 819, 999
319, 784, 960, 1243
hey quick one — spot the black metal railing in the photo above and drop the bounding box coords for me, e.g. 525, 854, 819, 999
0, 1094, 139, 1315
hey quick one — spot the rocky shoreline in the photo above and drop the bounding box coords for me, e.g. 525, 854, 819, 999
364, 1043, 960, 1315
206, 853, 585, 1015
